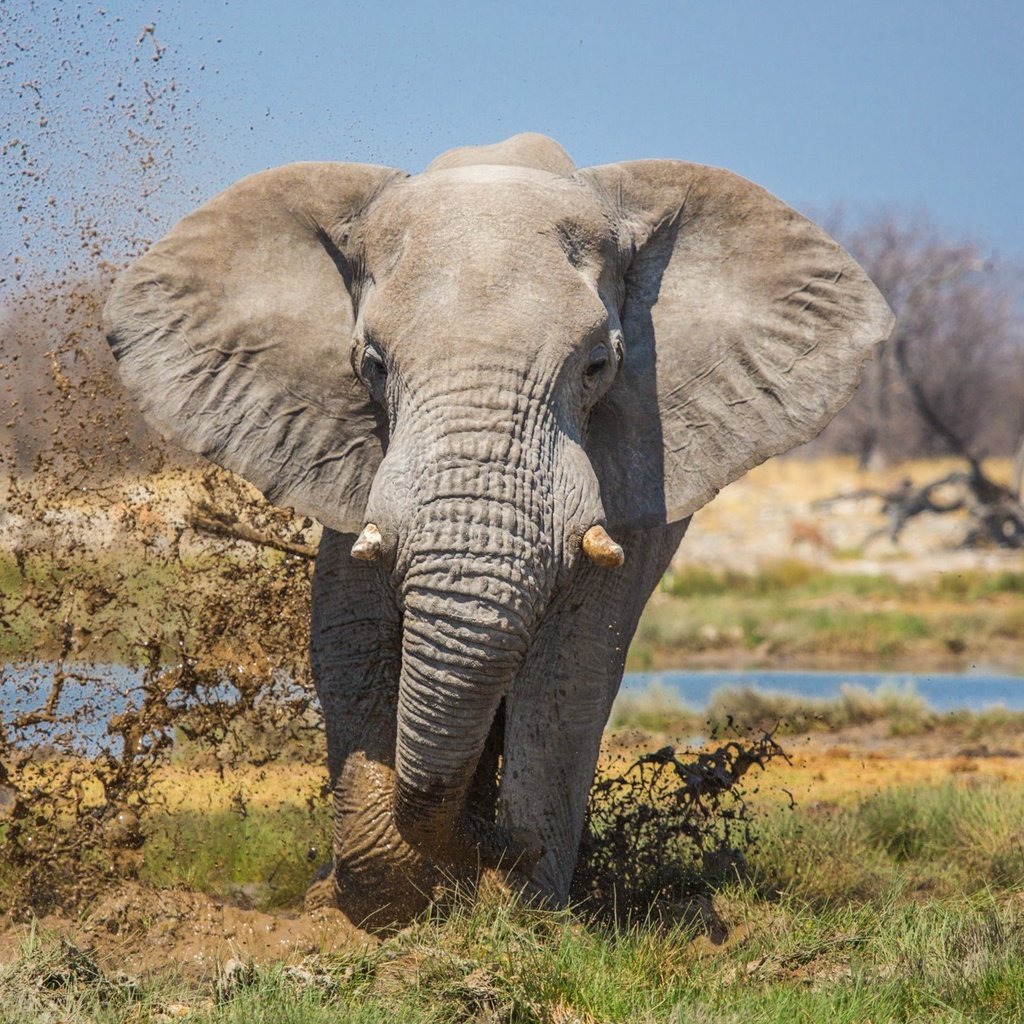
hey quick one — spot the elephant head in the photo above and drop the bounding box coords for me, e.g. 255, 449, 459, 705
104, 133, 893, 897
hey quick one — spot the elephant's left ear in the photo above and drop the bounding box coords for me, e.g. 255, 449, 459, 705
579, 160, 894, 531
104, 162, 406, 534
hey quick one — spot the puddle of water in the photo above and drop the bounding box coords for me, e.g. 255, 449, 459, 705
1, 661, 246, 754
5, 661, 1024, 755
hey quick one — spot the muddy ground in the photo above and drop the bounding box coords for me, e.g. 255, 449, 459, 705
0, 885, 367, 981
3, 719, 1023, 979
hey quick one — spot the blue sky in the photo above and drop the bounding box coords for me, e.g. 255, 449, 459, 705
2, 0, 1022, 267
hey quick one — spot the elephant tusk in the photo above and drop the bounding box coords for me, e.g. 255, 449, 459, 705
582, 524, 625, 568
351, 523, 383, 561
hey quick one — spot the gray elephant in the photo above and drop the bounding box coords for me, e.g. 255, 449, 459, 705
104, 133, 892, 927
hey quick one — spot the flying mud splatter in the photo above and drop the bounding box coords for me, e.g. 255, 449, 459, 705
573, 730, 790, 926
0, 4, 323, 916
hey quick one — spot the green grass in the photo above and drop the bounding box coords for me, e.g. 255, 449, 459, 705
6, 883, 1024, 1021
628, 560, 1024, 670
608, 679, 700, 733
749, 780, 1024, 904
705, 681, 938, 736
662, 562, 1024, 603
139, 806, 332, 910
4, 527, 1024, 1017
7, 780, 1024, 1020
607, 678, 1024, 737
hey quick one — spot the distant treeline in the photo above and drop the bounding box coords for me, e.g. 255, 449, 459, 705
2, 209, 1022, 476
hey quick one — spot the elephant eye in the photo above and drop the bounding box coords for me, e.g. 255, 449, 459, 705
359, 341, 388, 396
583, 344, 610, 386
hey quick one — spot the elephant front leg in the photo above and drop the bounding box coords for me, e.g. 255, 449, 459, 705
498, 654, 617, 903
498, 524, 688, 904
326, 740, 442, 928
308, 529, 443, 929
319, 673, 525, 927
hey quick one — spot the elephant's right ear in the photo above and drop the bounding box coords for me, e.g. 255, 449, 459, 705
104, 162, 406, 534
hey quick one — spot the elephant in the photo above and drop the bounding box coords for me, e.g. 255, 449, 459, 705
103, 132, 893, 928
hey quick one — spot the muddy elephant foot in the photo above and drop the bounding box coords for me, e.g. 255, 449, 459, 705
302, 860, 439, 932
317, 750, 548, 930
303, 825, 546, 931
302, 862, 338, 911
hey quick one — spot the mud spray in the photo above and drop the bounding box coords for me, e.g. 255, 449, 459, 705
0, 6, 785, 926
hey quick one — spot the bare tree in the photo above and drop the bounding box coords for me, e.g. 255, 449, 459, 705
807, 212, 1024, 548
804, 210, 1024, 466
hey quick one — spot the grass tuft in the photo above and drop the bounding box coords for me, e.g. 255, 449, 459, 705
748, 780, 1024, 904
611, 679, 945, 737
608, 679, 698, 733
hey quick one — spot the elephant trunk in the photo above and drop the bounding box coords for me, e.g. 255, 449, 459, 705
390, 497, 545, 866
367, 400, 608, 867
392, 603, 521, 863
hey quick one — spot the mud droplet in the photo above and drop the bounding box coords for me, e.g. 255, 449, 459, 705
0, 785, 18, 819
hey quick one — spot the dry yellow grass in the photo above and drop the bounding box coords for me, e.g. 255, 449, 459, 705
150, 760, 326, 813
769, 748, 1024, 805
141, 729, 1024, 822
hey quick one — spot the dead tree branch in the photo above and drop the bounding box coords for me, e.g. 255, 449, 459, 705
890, 260, 985, 466
816, 476, 964, 545
186, 503, 319, 560
882, 261, 1024, 548
1014, 437, 1024, 504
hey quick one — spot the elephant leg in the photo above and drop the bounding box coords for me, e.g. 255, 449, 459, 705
308, 528, 442, 929
498, 521, 688, 903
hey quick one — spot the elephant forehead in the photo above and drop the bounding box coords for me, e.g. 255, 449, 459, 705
359, 171, 613, 353
363, 169, 611, 270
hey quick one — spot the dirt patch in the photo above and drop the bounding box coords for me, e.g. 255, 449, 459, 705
680, 456, 1024, 576
3, 727, 1022, 974
0, 882, 372, 980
